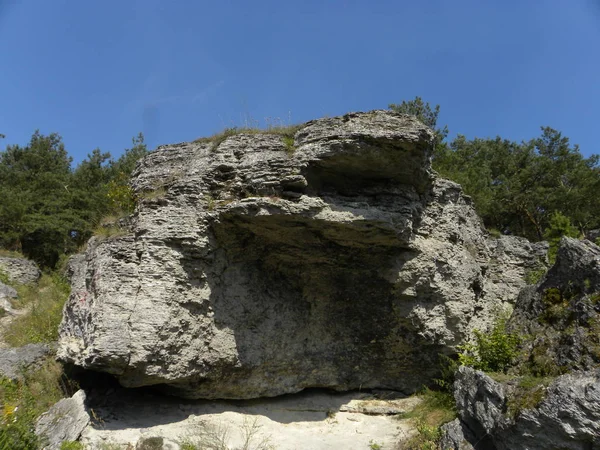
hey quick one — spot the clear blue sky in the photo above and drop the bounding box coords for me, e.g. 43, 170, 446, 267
1, 0, 599, 165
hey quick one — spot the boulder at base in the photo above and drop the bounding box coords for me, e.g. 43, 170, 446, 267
35, 390, 90, 450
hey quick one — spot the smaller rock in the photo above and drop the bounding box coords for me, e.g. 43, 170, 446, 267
452, 366, 600, 450
0, 256, 41, 284
0, 344, 50, 380
35, 390, 90, 450
586, 229, 600, 242
0, 281, 17, 314
339, 396, 421, 415
439, 419, 475, 450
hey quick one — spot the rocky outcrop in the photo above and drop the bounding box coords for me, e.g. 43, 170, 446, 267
58, 110, 544, 399
0, 343, 50, 380
35, 390, 90, 450
509, 237, 600, 375
0, 256, 41, 285
448, 366, 600, 450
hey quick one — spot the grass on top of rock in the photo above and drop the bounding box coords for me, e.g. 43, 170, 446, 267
2, 272, 70, 347
506, 375, 555, 418
194, 122, 302, 153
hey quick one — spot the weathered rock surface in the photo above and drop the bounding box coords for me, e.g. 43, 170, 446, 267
35, 390, 90, 450
0, 256, 41, 285
450, 366, 600, 450
439, 419, 475, 450
0, 280, 17, 314
509, 237, 600, 374
0, 343, 50, 380
58, 110, 544, 399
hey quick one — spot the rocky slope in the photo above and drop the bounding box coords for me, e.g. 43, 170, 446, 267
443, 237, 600, 449
57, 110, 546, 399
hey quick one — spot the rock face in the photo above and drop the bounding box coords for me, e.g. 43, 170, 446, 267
0, 256, 41, 285
509, 237, 600, 375
58, 110, 545, 399
450, 366, 600, 450
35, 390, 90, 450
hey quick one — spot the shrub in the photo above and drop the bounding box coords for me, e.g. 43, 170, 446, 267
543, 212, 579, 263
458, 314, 521, 373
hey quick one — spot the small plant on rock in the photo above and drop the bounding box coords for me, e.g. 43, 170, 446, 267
457, 313, 521, 373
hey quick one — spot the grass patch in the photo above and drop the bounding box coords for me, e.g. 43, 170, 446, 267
60, 442, 85, 450
195, 124, 303, 152
0, 249, 24, 259
524, 267, 546, 285
506, 376, 554, 418
139, 186, 167, 201
93, 215, 130, 239
3, 273, 70, 346
0, 358, 72, 450
399, 387, 456, 450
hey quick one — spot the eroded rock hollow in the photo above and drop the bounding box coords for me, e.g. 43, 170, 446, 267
58, 111, 545, 399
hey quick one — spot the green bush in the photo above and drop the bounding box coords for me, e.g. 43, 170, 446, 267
543, 212, 579, 263
458, 314, 521, 373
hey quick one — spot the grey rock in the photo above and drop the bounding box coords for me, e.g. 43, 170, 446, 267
0, 280, 17, 314
0, 256, 41, 284
586, 229, 600, 242
0, 343, 50, 380
452, 366, 600, 450
35, 390, 90, 450
509, 237, 600, 373
439, 419, 475, 450
58, 110, 540, 399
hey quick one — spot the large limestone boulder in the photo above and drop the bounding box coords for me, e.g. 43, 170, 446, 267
58, 110, 544, 399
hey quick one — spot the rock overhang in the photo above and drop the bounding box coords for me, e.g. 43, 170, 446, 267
58, 110, 546, 399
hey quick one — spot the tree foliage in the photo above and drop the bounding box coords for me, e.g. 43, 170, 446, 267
391, 98, 600, 242
0, 131, 147, 267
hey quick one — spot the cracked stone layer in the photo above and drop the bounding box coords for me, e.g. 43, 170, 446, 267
58, 110, 545, 399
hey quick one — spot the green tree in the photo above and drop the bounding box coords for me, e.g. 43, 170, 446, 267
0, 132, 76, 266
106, 132, 147, 214
0, 131, 148, 267
432, 127, 600, 241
